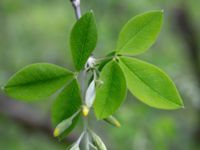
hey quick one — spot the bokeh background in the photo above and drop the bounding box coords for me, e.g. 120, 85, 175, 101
0, 0, 200, 149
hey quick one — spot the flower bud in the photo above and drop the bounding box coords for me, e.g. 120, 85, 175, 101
90, 131, 107, 150
53, 118, 72, 137
104, 116, 121, 128
82, 105, 90, 117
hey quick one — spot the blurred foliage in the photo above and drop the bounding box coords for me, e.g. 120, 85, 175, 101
0, 116, 65, 150
0, 0, 200, 150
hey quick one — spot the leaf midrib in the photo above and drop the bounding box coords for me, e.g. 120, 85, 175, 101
121, 59, 181, 106
99, 63, 116, 118
5, 74, 72, 89
77, 15, 92, 69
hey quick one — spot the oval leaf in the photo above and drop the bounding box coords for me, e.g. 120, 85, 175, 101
70, 11, 98, 71
94, 61, 127, 119
119, 57, 184, 109
3, 63, 74, 101
51, 79, 82, 139
116, 10, 163, 55
51, 79, 82, 126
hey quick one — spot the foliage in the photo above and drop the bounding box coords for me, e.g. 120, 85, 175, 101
116, 10, 163, 55
94, 60, 127, 119
70, 11, 97, 71
3, 63, 74, 101
1, 4, 184, 149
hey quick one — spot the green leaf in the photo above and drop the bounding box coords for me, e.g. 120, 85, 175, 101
70, 11, 98, 71
51, 79, 82, 139
3, 63, 74, 101
119, 57, 184, 109
51, 79, 82, 126
94, 61, 127, 119
116, 10, 163, 55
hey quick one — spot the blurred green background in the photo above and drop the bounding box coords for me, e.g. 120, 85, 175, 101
0, 0, 200, 149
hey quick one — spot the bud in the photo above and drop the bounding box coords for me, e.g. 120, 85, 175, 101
82, 105, 90, 117
53, 128, 60, 137
53, 118, 72, 137
104, 116, 121, 128
85, 80, 96, 107
53, 110, 80, 137
90, 131, 107, 150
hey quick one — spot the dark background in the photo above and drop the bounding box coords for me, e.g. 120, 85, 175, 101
0, 0, 200, 149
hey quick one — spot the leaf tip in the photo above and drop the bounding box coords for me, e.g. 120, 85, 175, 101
180, 103, 185, 109
89, 9, 94, 14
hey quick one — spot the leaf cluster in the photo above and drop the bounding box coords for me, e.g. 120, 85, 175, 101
2, 10, 184, 140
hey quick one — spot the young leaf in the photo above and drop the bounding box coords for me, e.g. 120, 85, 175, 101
119, 57, 184, 109
70, 11, 98, 71
3, 63, 73, 101
94, 61, 127, 119
116, 10, 163, 55
51, 79, 82, 126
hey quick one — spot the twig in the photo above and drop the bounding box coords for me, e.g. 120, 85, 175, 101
70, 0, 81, 19
70, 0, 91, 149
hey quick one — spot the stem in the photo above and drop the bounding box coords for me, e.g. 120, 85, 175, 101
84, 118, 90, 150
81, 70, 89, 150
70, 1, 90, 149
95, 56, 115, 65
70, 0, 81, 19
